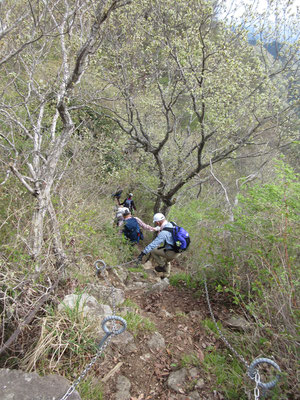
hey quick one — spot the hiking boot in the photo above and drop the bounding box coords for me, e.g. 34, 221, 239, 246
162, 265, 171, 278
155, 265, 166, 273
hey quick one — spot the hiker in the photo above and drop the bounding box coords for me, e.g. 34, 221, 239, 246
115, 206, 130, 227
122, 210, 159, 244
120, 193, 136, 213
137, 213, 181, 278
112, 188, 123, 205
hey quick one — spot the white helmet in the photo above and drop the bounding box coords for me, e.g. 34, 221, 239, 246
129, 193, 133, 197
153, 213, 165, 223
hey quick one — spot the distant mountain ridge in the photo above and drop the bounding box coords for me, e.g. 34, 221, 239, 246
248, 37, 284, 58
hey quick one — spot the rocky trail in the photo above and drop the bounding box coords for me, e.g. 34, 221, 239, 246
0, 258, 248, 400
88, 259, 237, 400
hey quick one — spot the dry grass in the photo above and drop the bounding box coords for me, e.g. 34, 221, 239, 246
21, 305, 99, 374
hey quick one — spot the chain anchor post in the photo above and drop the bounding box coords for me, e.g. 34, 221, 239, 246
248, 358, 281, 391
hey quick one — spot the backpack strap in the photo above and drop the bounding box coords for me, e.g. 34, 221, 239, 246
162, 224, 177, 251
162, 227, 173, 233
162, 221, 176, 232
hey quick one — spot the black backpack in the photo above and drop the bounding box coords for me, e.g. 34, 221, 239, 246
123, 217, 143, 243
123, 198, 133, 210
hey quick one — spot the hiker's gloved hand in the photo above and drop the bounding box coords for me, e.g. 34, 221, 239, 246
137, 252, 145, 263
154, 226, 161, 232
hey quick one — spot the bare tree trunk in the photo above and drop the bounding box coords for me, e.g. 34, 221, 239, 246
31, 192, 49, 267
1, 0, 132, 267
31, 186, 67, 271
47, 200, 67, 268
154, 196, 162, 214
154, 191, 176, 216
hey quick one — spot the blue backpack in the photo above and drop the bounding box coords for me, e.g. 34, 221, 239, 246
123, 217, 143, 243
163, 222, 190, 253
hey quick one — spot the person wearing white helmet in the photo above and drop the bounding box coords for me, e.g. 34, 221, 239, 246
137, 213, 180, 278
115, 206, 130, 227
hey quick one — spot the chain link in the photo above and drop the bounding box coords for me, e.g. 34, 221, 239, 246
59, 334, 113, 400
254, 371, 261, 400
203, 273, 250, 368
95, 258, 138, 328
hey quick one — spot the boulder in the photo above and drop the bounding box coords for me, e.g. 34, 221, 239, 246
0, 368, 81, 400
111, 331, 137, 354
167, 368, 187, 393
142, 261, 153, 270
58, 293, 98, 316
87, 284, 125, 306
58, 293, 114, 336
147, 278, 169, 294
188, 391, 202, 399
147, 332, 166, 351
223, 315, 251, 331
114, 375, 131, 400
58, 293, 112, 319
127, 281, 149, 290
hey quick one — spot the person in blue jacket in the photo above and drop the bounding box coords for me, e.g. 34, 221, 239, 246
137, 213, 180, 278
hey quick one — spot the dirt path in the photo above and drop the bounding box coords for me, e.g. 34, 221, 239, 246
97, 260, 227, 400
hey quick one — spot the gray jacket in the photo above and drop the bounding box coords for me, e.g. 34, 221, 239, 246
143, 221, 174, 254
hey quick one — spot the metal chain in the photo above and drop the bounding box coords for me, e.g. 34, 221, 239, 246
95, 258, 139, 320
254, 371, 261, 400
203, 273, 250, 368
59, 333, 113, 400
58, 260, 128, 400
95, 259, 130, 324
59, 260, 280, 400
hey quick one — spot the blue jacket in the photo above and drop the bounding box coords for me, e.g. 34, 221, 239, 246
143, 222, 174, 254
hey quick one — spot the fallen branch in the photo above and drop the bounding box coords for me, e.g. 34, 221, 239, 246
102, 361, 123, 383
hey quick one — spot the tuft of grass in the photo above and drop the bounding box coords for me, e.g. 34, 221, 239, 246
127, 266, 148, 279
169, 272, 199, 290
201, 318, 285, 399
141, 270, 148, 279
203, 348, 245, 399
78, 377, 103, 400
121, 298, 140, 309
175, 311, 187, 319
122, 311, 156, 336
202, 317, 223, 335
180, 353, 200, 368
